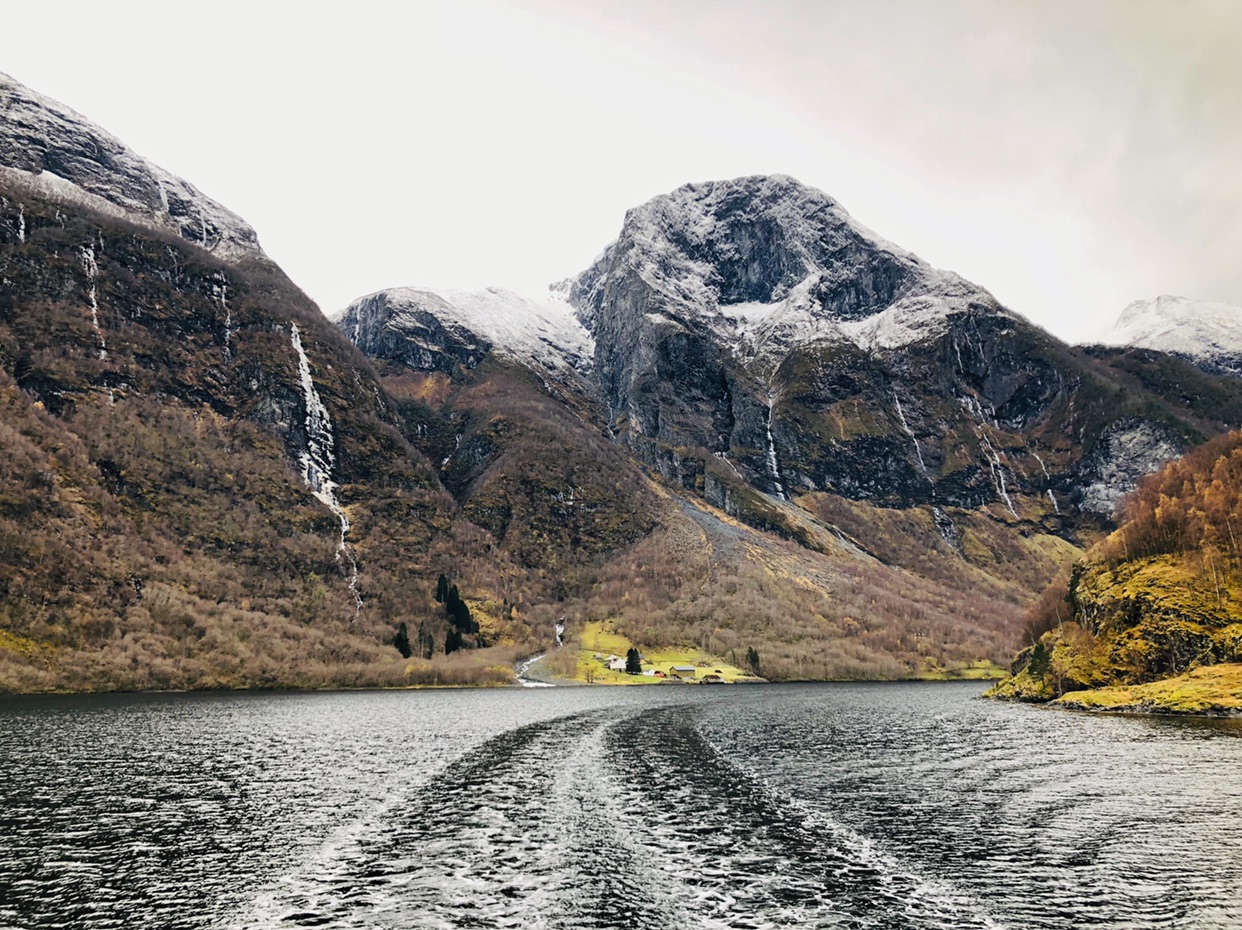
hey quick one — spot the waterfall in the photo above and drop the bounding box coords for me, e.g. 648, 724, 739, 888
959, 395, 1017, 518
17, 205, 24, 243
79, 244, 107, 361
441, 433, 462, 468
892, 391, 928, 476
291, 323, 362, 616
215, 276, 233, 362
80, 240, 114, 405
1032, 451, 1051, 479
977, 428, 1018, 518
1033, 452, 1059, 513
765, 393, 787, 501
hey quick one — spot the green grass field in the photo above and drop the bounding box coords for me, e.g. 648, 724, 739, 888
575, 620, 761, 685
916, 659, 1009, 681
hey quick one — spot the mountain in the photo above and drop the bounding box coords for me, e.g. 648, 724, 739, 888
0, 72, 553, 691
350, 176, 1242, 525
339, 177, 1242, 686
0, 72, 261, 261
3, 71, 1241, 693
0, 74, 1024, 692
1095, 295, 1242, 378
559, 177, 1242, 520
991, 429, 1242, 714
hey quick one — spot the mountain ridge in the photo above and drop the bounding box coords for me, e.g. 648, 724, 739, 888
0, 71, 262, 261
350, 175, 1241, 526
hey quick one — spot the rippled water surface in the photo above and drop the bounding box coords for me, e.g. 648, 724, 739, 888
1, 683, 1240, 929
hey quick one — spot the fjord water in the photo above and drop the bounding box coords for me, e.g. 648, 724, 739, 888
1, 684, 1239, 929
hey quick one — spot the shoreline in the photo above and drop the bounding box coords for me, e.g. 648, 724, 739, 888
987, 663, 1242, 719
0, 676, 1009, 699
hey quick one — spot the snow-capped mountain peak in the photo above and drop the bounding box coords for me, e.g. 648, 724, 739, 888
569, 174, 1005, 364
1097, 295, 1242, 377
338, 286, 594, 374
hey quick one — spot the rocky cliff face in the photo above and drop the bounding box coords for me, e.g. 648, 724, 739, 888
1096, 295, 1242, 378
0, 71, 261, 261
554, 176, 1239, 520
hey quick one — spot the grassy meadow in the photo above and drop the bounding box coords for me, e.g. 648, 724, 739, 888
572, 620, 761, 685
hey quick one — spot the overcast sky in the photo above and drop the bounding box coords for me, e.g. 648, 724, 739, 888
2, 0, 1238, 342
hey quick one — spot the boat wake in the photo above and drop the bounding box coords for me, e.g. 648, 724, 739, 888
235, 704, 1002, 929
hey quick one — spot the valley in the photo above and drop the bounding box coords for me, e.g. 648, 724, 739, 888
0, 71, 1239, 699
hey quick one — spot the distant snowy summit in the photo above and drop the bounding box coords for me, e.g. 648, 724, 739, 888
0, 71, 262, 261
338, 286, 594, 374
1097, 295, 1242, 377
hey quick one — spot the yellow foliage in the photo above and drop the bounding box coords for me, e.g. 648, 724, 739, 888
1056, 663, 1242, 714
0, 630, 52, 661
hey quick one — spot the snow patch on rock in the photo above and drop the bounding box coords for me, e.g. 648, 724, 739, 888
840, 295, 958, 351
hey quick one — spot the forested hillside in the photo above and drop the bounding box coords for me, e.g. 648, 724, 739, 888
993, 430, 1242, 711
0, 180, 534, 689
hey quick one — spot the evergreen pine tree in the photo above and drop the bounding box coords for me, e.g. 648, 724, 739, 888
435, 573, 449, 604
445, 628, 463, 655
393, 622, 412, 658
443, 584, 476, 636
625, 647, 642, 675
746, 646, 761, 673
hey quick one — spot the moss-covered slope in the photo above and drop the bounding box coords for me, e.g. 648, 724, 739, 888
991, 431, 1242, 712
